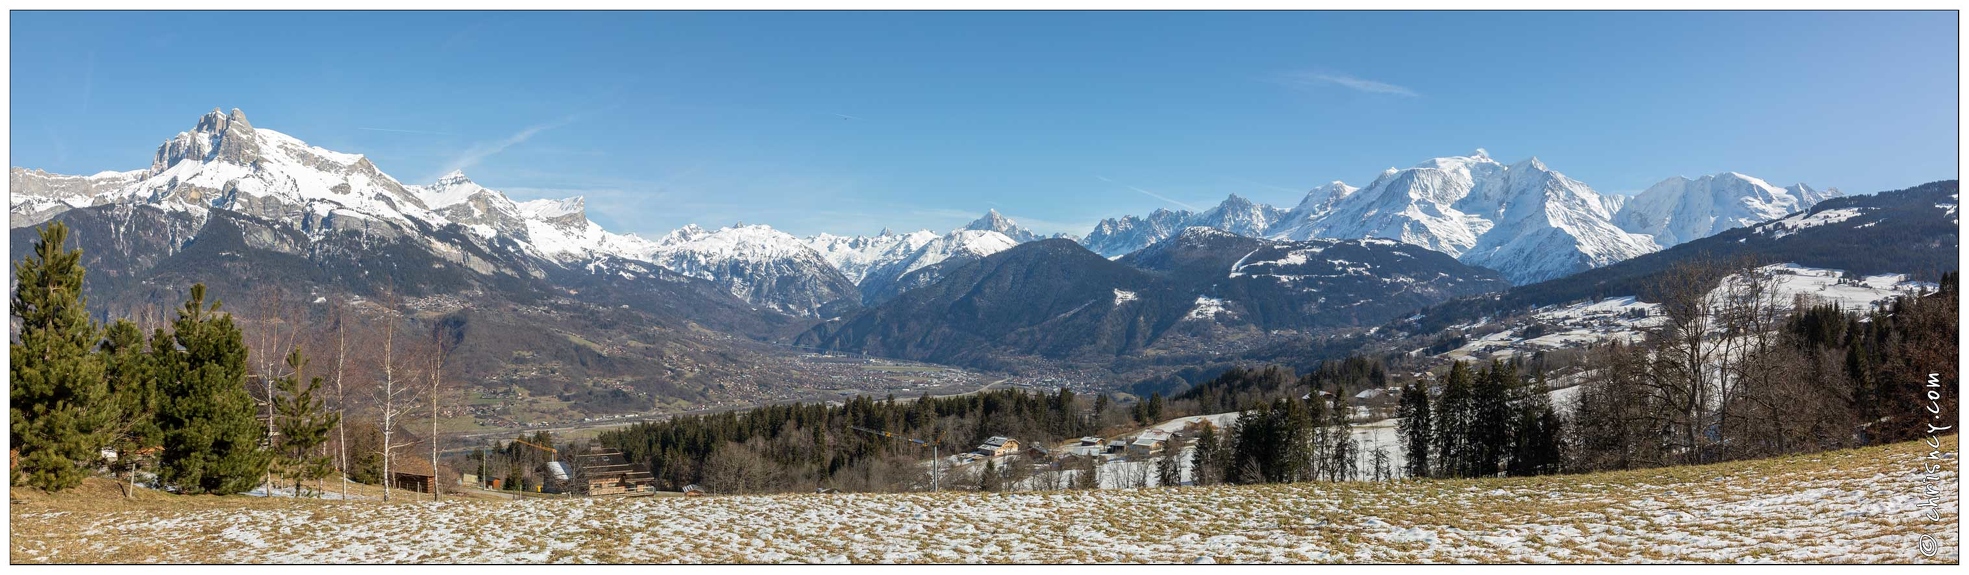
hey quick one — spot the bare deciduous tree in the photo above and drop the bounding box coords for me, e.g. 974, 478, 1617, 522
247, 287, 303, 492
372, 290, 421, 502
330, 301, 353, 501
1642, 259, 1732, 465
426, 321, 454, 501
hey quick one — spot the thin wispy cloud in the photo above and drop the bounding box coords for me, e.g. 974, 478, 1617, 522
441, 116, 579, 175
1097, 175, 1197, 210
1276, 71, 1419, 97
358, 127, 456, 136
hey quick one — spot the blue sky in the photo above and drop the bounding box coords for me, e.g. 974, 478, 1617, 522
10, 11, 1958, 237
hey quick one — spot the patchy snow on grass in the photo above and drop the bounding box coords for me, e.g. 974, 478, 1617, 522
14, 437, 1953, 563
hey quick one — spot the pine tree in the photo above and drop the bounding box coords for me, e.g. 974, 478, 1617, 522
979, 459, 1001, 492
1508, 371, 1565, 477
1432, 362, 1475, 478
155, 284, 271, 495
1074, 456, 1101, 490
10, 221, 114, 491
1469, 361, 1516, 478
1395, 381, 1432, 479
1519, 406, 1565, 476
1156, 452, 1178, 487
103, 319, 162, 495
1190, 422, 1220, 486
274, 349, 340, 496
1326, 389, 1357, 482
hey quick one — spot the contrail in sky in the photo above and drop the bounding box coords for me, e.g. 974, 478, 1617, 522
358, 127, 456, 136
1098, 175, 1196, 210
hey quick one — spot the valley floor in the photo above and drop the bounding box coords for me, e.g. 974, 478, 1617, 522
11, 435, 1957, 564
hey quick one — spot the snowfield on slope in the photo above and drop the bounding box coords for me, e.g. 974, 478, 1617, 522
1441, 264, 1935, 363
12, 437, 1955, 564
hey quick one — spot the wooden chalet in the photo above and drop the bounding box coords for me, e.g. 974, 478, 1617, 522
975, 436, 1020, 458
573, 448, 656, 496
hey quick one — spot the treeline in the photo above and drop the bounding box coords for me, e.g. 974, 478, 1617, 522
10, 222, 452, 500
1162, 357, 1556, 487
598, 387, 1100, 494
1392, 360, 1564, 479
1176, 356, 1388, 415
1567, 262, 1958, 472
13, 223, 280, 494
1186, 388, 1377, 485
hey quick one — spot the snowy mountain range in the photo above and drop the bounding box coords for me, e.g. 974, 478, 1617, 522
1081, 193, 1290, 258
9, 109, 1842, 318
6, 109, 853, 316
1611, 172, 1841, 247
1079, 149, 1837, 285
9, 108, 1087, 318
802, 210, 1056, 304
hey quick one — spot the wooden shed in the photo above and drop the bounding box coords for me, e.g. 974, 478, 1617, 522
390, 457, 439, 494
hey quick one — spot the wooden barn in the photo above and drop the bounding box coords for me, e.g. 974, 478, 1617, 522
390, 457, 439, 494
573, 448, 656, 496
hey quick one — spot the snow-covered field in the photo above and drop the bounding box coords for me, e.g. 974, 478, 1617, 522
15, 437, 1954, 564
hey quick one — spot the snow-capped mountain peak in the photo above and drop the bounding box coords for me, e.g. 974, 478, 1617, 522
962, 209, 1042, 242
518, 196, 586, 222
1238, 150, 1658, 284
645, 223, 859, 315
10, 107, 862, 315
1080, 194, 1290, 258
416, 170, 493, 209
1266, 181, 1358, 242
1613, 172, 1843, 247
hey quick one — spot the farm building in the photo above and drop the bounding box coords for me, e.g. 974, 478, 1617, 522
975, 436, 1020, 457
1065, 444, 1104, 458
1127, 430, 1172, 457
1079, 437, 1103, 446
573, 448, 657, 495
389, 457, 440, 494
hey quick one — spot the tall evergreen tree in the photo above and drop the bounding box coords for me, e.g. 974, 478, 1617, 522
1156, 452, 1178, 487
1432, 362, 1475, 478
1469, 361, 1517, 477
1074, 456, 1101, 490
1189, 422, 1221, 486
979, 458, 1001, 492
1510, 404, 1565, 476
103, 319, 161, 494
1326, 389, 1357, 482
10, 222, 114, 491
274, 349, 340, 496
155, 284, 271, 495
1395, 382, 1432, 479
